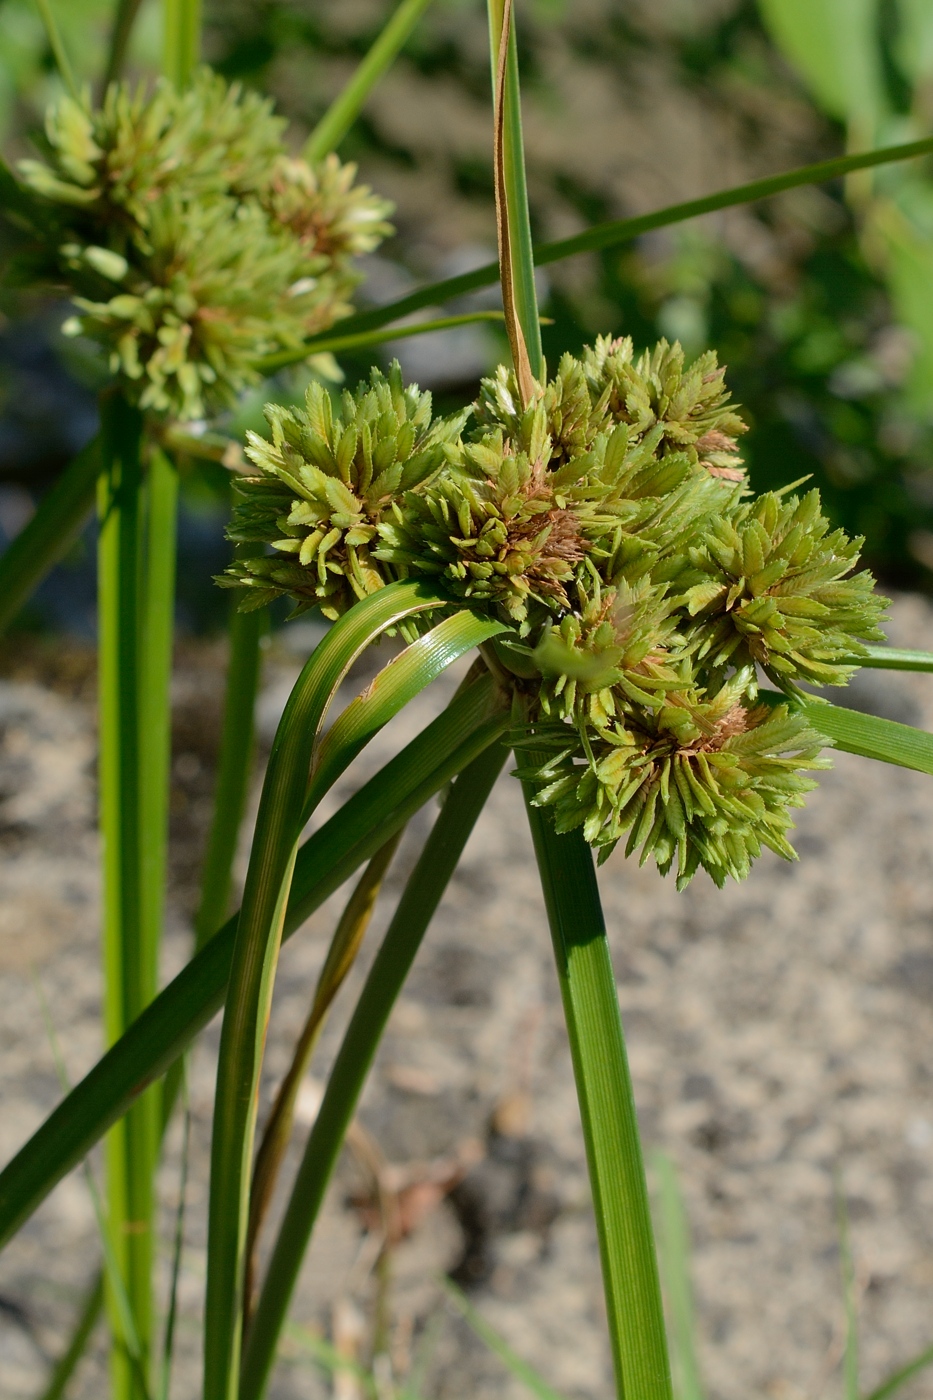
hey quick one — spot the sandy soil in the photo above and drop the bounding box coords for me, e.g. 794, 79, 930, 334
3, 596, 933, 1400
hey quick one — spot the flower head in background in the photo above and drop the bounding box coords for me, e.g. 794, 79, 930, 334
16, 71, 393, 420
222, 337, 887, 886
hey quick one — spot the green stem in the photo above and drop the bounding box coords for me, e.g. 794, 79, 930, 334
303, 0, 434, 162
204, 581, 453, 1400
162, 0, 200, 88
38, 1272, 104, 1400
0, 671, 509, 1244
240, 738, 507, 1400
0, 437, 99, 640
98, 390, 154, 1400
522, 756, 672, 1400
103, 0, 145, 89
194, 595, 265, 951
256, 311, 506, 376
34, 0, 79, 100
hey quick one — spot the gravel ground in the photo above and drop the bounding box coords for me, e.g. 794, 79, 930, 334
4, 596, 933, 1400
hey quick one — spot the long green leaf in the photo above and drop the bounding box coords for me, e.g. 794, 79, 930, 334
256, 311, 506, 375
240, 738, 508, 1400
37, 1272, 104, 1400
761, 692, 933, 774
855, 645, 933, 671
204, 580, 454, 1400
864, 1344, 933, 1400
264, 136, 933, 370
0, 437, 99, 640
0, 670, 508, 1250
653, 1154, 704, 1400
304, 0, 435, 162
440, 1279, 567, 1400
34, 0, 79, 99
489, 0, 541, 394
522, 754, 672, 1400
97, 390, 156, 1400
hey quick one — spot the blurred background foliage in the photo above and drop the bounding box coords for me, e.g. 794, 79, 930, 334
2, 0, 933, 632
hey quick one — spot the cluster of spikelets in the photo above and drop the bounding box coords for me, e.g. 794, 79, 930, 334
12, 71, 392, 419
221, 335, 887, 888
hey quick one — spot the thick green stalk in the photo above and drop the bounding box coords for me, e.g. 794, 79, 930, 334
139, 448, 177, 1030
194, 596, 265, 950
271, 136, 933, 365
163, 0, 200, 88
38, 1273, 105, 1400
98, 390, 155, 1400
205, 581, 458, 1400
304, 0, 434, 161
103, 0, 146, 88
0, 670, 508, 1247
522, 763, 672, 1400
240, 738, 508, 1400
0, 437, 99, 640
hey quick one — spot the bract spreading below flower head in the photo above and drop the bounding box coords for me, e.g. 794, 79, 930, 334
17, 71, 393, 420
221, 339, 888, 887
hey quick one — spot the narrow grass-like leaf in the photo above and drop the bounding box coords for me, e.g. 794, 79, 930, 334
652, 1153, 704, 1400
158, 1087, 190, 1400
304, 0, 435, 162
522, 752, 672, 1400
205, 580, 454, 1400
854, 646, 933, 671
489, 0, 540, 396
283, 1322, 379, 1397
240, 738, 507, 1400
837, 1179, 859, 1400
760, 691, 933, 775
441, 1279, 567, 1400
0, 436, 99, 641
33, 0, 79, 99
864, 1345, 933, 1400
244, 831, 401, 1320
306, 609, 507, 813
38, 1272, 104, 1400
0, 672, 508, 1246
269, 136, 933, 366
194, 593, 266, 950
256, 311, 507, 375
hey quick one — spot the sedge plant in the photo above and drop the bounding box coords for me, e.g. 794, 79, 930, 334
3, 3, 933, 1400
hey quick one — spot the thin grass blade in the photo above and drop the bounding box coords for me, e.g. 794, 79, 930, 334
836, 1178, 859, 1400
267, 136, 933, 368
102, 0, 145, 88
37, 1272, 104, 1400
240, 738, 508, 1400
0, 672, 508, 1246
652, 1153, 705, 1400
864, 1345, 933, 1400
162, 0, 200, 88
0, 436, 99, 640
158, 1087, 190, 1400
256, 311, 507, 375
441, 1279, 567, 1400
304, 0, 435, 162
34, 0, 79, 98
760, 691, 933, 774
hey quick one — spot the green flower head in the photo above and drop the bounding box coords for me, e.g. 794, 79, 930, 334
220, 338, 887, 887
17, 71, 393, 420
